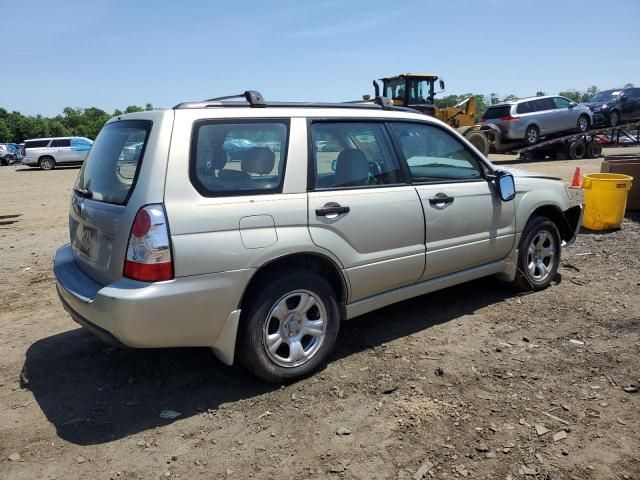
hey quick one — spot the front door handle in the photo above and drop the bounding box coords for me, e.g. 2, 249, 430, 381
429, 193, 454, 206
316, 204, 350, 216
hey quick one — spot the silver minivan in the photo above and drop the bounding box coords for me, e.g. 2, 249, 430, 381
481, 95, 593, 145
22, 136, 93, 169
53, 93, 582, 383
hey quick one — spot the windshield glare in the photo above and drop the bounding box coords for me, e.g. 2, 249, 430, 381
590, 90, 621, 103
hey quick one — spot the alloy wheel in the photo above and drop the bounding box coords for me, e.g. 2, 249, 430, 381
262, 290, 327, 368
526, 231, 556, 282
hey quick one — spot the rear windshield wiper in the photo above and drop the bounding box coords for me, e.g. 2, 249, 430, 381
73, 187, 93, 199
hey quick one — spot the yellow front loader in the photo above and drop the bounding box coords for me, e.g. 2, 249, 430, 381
373, 73, 491, 155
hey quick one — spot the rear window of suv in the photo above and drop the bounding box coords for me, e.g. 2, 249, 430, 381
483, 106, 511, 120
25, 140, 50, 149
74, 120, 151, 205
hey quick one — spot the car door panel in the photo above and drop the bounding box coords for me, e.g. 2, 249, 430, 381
389, 121, 516, 280
415, 181, 515, 280
307, 121, 426, 302
308, 187, 425, 301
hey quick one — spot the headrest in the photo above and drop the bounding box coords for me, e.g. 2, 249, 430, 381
334, 149, 369, 187
197, 145, 227, 170
242, 147, 275, 175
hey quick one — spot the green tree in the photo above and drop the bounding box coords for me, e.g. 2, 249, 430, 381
124, 105, 144, 114
145, 103, 154, 111
0, 119, 11, 142
536, 91, 546, 97
624, 83, 634, 88
558, 89, 582, 102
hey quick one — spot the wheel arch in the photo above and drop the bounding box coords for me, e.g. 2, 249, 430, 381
238, 251, 349, 316
527, 204, 575, 243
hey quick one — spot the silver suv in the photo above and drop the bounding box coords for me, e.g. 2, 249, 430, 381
481, 95, 593, 146
22, 136, 93, 169
53, 92, 582, 383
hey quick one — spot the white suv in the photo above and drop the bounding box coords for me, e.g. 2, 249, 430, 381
22, 136, 93, 170
53, 92, 582, 383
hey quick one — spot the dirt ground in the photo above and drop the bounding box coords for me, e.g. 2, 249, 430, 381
1, 148, 639, 480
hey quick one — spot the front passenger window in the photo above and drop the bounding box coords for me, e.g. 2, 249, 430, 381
391, 122, 483, 182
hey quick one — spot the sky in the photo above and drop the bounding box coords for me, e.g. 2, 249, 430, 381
1, 0, 639, 116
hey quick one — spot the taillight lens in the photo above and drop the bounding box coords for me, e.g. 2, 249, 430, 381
124, 204, 173, 282
500, 114, 520, 122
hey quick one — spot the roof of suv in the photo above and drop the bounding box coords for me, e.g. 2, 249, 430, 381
489, 95, 565, 108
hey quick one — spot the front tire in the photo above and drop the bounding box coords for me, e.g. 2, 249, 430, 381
514, 216, 561, 291
237, 271, 340, 383
524, 125, 539, 146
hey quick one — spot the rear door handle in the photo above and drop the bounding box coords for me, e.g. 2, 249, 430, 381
316, 205, 350, 216
429, 193, 454, 206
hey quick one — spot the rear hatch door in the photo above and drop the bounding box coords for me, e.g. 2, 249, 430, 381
70, 119, 154, 286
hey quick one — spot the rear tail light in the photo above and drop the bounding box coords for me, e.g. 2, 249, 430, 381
124, 204, 173, 282
500, 114, 520, 122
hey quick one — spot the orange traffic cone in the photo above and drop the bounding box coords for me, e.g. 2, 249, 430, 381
570, 167, 582, 188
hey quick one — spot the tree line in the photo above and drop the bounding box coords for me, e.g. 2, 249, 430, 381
0, 104, 154, 143
0, 82, 635, 143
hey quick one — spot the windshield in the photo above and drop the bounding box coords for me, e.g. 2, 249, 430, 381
384, 78, 407, 101
74, 120, 151, 205
589, 90, 621, 103
407, 79, 434, 104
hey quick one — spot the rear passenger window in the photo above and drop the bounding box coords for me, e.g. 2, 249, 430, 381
391, 122, 483, 182
191, 121, 288, 196
516, 102, 533, 114
534, 98, 556, 111
52, 139, 71, 147
311, 122, 403, 189
25, 140, 50, 149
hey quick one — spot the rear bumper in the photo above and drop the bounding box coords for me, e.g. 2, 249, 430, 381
53, 244, 253, 364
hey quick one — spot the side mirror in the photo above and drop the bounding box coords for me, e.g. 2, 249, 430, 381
331, 159, 337, 172
568, 101, 577, 108
439, 79, 445, 90
494, 170, 515, 201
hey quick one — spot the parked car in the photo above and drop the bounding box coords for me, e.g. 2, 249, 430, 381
53, 96, 582, 383
22, 136, 93, 170
481, 95, 593, 146
0, 144, 17, 165
583, 87, 640, 127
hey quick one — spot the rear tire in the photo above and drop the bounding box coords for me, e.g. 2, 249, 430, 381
464, 131, 490, 156
567, 140, 586, 160
577, 115, 589, 133
237, 270, 340, 383
39, 156, 56, 170
514, 216, 561, 291
586, 141, 603, 159
524, 125, 539, 146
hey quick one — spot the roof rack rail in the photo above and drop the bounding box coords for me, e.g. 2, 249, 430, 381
374, 96, 393, 110
173, 90, 266, 109
204, 90, 266, 107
